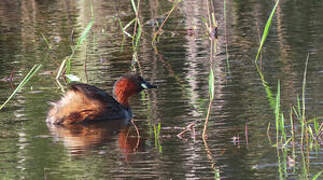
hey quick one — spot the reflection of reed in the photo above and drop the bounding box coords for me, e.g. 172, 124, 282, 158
21, 0, 37, 51
118, 124, 144, 155
47, 119, 144, 157
275, 1, 298, 107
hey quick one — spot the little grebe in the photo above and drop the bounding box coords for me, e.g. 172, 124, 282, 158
46, 73, 156, 125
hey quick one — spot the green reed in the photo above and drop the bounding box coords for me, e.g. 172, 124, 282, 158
255, 0, 280, 63
117, 0, 143, 71
254, 0, 280, 109
271, 57, 323, 179
252, 1, 280, 111
201, 0, 217, 139
252, 0, 321, 178
300, 53, 309, 145
153, 122, 162, 153
313, 171, 323, 180
274, 81, 280, 144
200, 1, 221, 178
0, 64, 42, 110
41, 33, 51, 50
56, 19, 94, 80
122, 0, 164, 154
202, 66, 215, 138
273, 57, 321, 145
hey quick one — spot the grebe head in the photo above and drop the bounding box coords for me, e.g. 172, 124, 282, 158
113, 73, 157, 106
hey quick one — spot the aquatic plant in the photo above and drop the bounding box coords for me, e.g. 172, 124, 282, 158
255, 0, 280, 63
130, 0, 142, 51
271, 55, 322, 147
152, 0, 182, 44
200, 1, 221, 179
56, 20, 94, 80
0, 64, 42, 110
271, 58, 322, 179
55, 2, 95, 81
202, 67, 215, 138
117, 0, 144, 71
202, 0, 217, 138
254, 0, 280, 109
118, 0, 167, 154
153, 122, 162, 153
41, 33, 52, 50
251, 0, 322, 178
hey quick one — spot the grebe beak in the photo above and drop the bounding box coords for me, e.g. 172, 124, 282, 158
141, 81, 157, 89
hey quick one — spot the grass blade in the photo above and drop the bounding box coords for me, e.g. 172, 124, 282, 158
300, 53, 309, 145
275, 80, 280, 144
312, 170, 323, 180
0, 64, 42, 110
57, 19, 94, 78
153, 124, 158, 148
296, 95, 301, 116
307, 126, 315, 139
255, 0, 280, 63
56, 57, 68, 80
134, 21, 142, 49
130, 0, 137, 13
313, 117, 319, 136
76, 20, 94, 48
256, 65, 275, 109
123, 18, 136, 32
280, 113, 286, 142
41, 33, 51, 49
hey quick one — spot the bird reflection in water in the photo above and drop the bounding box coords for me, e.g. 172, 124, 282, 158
47, 119, 144, 159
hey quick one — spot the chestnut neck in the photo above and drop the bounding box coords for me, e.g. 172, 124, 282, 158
113, 78, 140, 107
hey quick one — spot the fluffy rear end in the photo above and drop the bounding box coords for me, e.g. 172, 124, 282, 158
46, 90, 104, 125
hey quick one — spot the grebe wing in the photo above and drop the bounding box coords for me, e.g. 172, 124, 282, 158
70, 83, 117, 103
69, 83, 128, 120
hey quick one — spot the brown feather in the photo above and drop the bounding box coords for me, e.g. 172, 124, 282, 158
46, 90, 105, 125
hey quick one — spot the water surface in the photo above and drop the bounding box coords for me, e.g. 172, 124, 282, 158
0, 0, 322, 179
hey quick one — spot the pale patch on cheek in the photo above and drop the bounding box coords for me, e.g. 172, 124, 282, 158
141, 83, 148, 89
